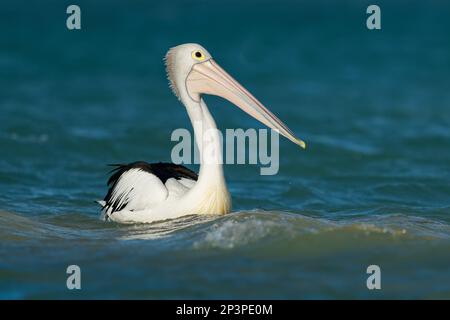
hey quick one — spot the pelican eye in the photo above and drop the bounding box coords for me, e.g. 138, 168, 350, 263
192, 50, 205, 61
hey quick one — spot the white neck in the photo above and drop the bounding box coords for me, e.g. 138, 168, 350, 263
184, 97, 225, 185
179, 94, 231, 214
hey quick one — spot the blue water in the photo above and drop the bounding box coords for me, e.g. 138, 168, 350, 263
1, 0, 450, 299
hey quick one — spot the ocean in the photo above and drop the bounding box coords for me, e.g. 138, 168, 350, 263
1, 0, 449, 299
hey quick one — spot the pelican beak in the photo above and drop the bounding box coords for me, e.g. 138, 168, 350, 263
186, 59, 306, 149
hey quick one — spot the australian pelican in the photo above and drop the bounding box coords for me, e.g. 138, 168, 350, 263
98, 43, 305, 223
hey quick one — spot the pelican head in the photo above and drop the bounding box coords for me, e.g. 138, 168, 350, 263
165, 43, 306, 149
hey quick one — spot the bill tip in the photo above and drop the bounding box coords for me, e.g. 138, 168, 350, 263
297, 139, 306, 149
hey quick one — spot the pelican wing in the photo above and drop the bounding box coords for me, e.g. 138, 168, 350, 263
100, 161, 198, 220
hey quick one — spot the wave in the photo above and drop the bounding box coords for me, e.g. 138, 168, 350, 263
1, 210, 449, 251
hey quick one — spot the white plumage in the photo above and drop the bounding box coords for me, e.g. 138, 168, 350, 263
101, 168, 167, 219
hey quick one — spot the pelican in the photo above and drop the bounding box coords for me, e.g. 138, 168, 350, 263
97, 43, 305, 223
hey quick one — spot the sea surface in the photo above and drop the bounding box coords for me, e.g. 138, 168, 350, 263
1, 0, 450, 299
